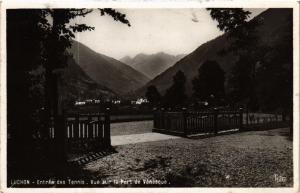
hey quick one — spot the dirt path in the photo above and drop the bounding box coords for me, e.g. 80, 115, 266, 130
111, 121, 153, 136
111, 133, 180, 146
84, 128, 293, 187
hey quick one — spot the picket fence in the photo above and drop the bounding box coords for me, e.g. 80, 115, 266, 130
153, 108, 288, 137
45, 109, 111, 153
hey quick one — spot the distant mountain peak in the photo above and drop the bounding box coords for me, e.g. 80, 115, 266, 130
120, 55, 132, 61
156, 51, 168, 55
120, 52, 186, 79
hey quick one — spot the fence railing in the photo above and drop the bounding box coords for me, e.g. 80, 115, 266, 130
244, 112, 288, 130
45, 109, 111, 153
153, 108, 288, 137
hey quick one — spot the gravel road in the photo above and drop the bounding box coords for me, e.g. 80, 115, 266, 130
83, 127, 293, 187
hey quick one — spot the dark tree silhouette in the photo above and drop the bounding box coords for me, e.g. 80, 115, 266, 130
164, 70, 187, 108
192, 60, 225, 106
207, 8, 292, 113
7, 10, 50, 178
207, 8, 260, 50
227, 55, 256, 106
145, 85, 161, 107
206, 8, 261, 109
255, 12, 293, 113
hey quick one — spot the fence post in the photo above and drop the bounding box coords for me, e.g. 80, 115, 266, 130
74, 114, 79, 139
213, 108, 218, 135
161, 108, 165, 130
63, 113, 69, 155
153, 107, 157, 128
87, 115, 92, 139
246, 106, 249, 126
182, 108, 188, 137
96, 115, 102, 148
104, 108, 111, 148
239, 108, 243, 131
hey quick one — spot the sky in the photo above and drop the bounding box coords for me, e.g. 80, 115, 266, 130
73, 9, 265, 60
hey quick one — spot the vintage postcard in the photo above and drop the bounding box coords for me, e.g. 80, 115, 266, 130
0, 0, 299, 193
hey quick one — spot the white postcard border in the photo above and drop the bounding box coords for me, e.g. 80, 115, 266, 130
0, 1, 299, 193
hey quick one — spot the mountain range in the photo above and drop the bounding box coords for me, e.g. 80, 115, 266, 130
135, 8, 292, 97
68, 41, 150, 96
63, 8, 292, 101
62, 57, 117, 102
120, 52, 185, 79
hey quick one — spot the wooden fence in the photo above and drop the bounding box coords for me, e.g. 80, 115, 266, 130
244, 112, 288, 130
153, 108, 288, 137
46, 109, 111, 153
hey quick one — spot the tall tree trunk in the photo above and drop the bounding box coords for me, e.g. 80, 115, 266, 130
43, 10, 68, 175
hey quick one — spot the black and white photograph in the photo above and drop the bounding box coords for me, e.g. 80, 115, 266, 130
1, 1, 299, 191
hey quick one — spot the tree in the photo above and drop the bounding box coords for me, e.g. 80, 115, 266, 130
227, 54, 256, 106
145, 85, 161, 107
207, 8, 260, 51
207, 8, 293, 113
192, 60, 225, 106
163, 70, 187, 108
7, 10, 50, 176
255, 12, 293, 113
206, 8, 261, 109
7, 8, 130, 178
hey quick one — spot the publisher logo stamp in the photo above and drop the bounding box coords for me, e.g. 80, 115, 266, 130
274, 174, 287, 183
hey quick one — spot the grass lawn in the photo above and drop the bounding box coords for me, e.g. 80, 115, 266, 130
82, 127, 293, 187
